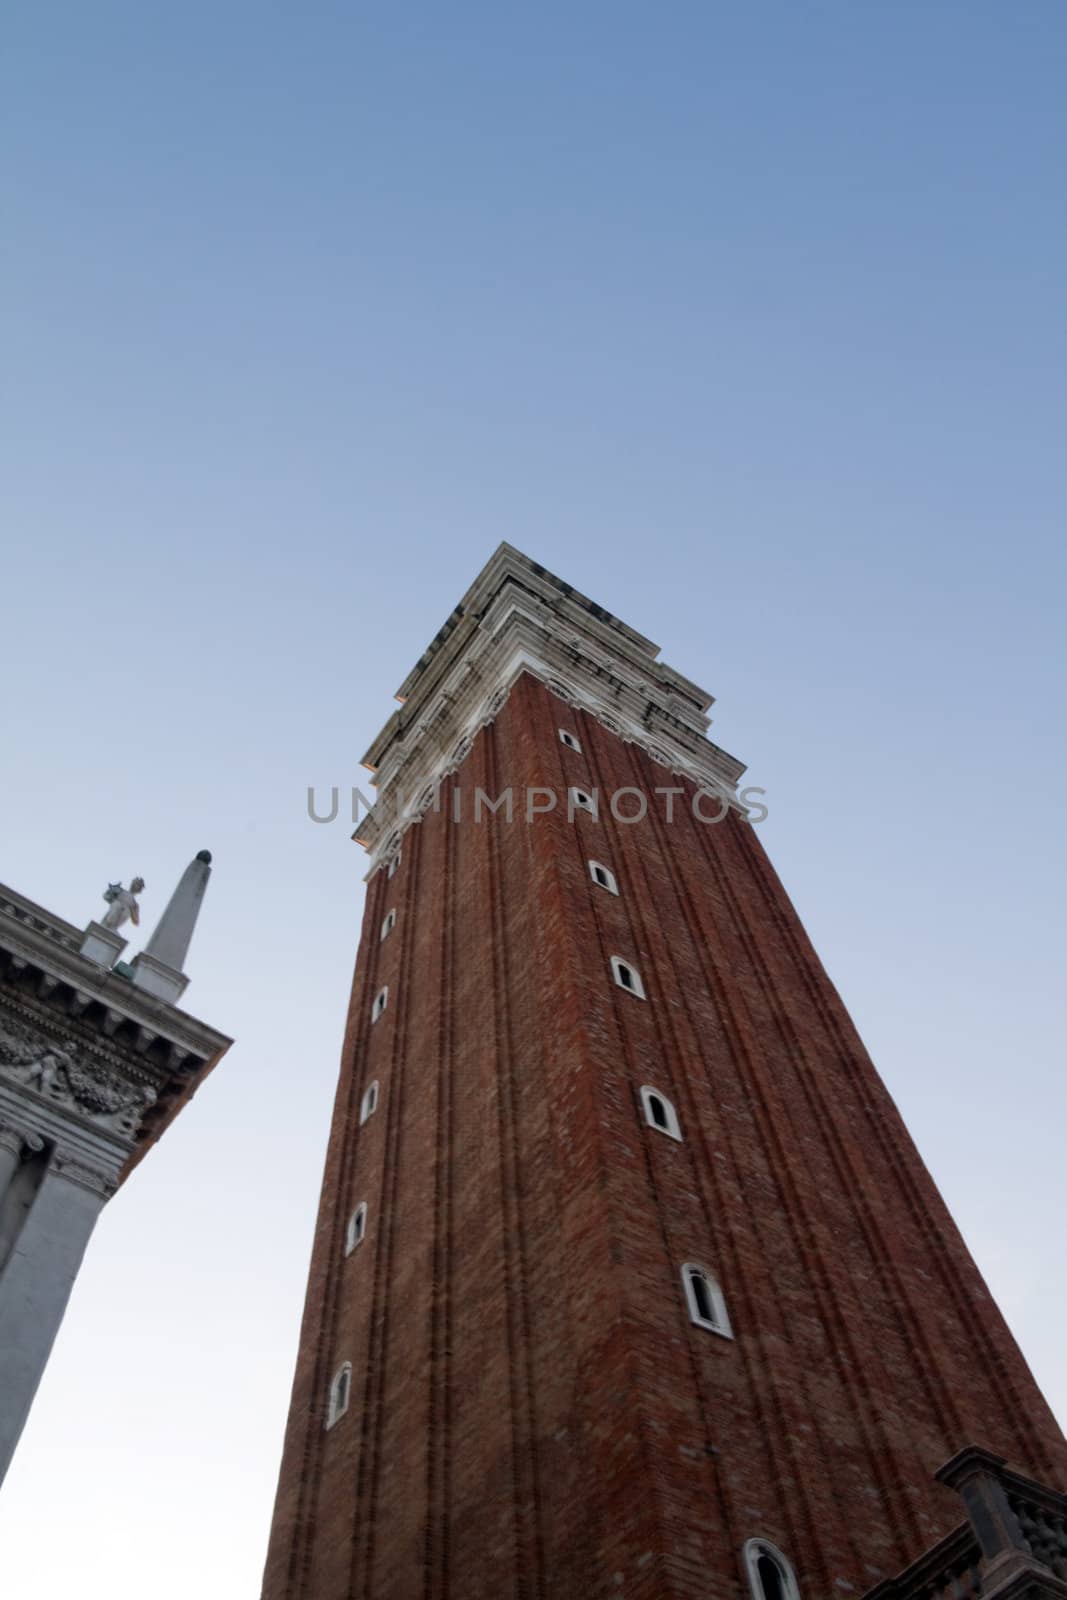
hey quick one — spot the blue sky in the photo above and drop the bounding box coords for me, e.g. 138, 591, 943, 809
2, 5, 1065, 1596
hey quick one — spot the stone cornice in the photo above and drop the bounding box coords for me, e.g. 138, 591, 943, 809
354, 544, 747, 872
0, 884, 231, 1181
0, 993, 158, 1140
0, 888, 83, 944
0, 1084, 126, 1197
392, 543, 665, 699
0, 885, 230, 1066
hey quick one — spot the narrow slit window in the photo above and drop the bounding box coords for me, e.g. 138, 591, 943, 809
743, 1540, 800, 1600
569, 787, 598, 819
757, 1557, 786, 1600
326, 1361, 352, 1429
588, 860, 618, 895
559, 728, 582, 753
387, 848, 401, 879
681, 1263, 733, 1338
359, 1081, 379, 1124
610, 956, 646, 999
380, 909, 396, 941
639, 1085, 682, 1141
692, 1272, 714, 1322
345, 1202, 368, 1255
371, 986, 388, 1023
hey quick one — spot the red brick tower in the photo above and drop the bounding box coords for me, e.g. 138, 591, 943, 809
262, 546, 1067, 1600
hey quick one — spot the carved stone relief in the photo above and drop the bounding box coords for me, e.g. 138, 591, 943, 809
0, 1009, 156, 1140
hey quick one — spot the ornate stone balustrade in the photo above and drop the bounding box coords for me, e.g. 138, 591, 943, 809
865, 1448, 1067, 1600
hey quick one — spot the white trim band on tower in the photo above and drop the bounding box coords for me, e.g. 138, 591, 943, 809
353, 544, 747, 875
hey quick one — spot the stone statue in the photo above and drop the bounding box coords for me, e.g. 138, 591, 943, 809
101, 877, 145, 932
7, 1046, 72, 1097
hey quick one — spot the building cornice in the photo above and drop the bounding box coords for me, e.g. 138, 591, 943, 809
353, 544, 747, 873
0, 886, 229, 1064
0, 884, 231, 1181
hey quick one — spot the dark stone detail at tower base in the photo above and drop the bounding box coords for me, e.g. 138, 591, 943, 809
865, 1447, 1067, 1600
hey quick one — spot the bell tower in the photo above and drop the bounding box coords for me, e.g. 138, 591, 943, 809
262, 546, 1066, 1600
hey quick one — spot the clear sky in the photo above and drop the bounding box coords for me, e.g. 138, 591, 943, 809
2, 4, 1065, 1596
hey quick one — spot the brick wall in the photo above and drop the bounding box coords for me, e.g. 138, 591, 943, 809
261, 671, 1066, 1600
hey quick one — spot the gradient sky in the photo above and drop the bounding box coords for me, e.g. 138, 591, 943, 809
2, 4, 1065, 1596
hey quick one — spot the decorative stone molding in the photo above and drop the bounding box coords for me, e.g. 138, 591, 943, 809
864, 1448, 1067, 1600
0, 889, 226, 1068
0, 1009, 156, 1140
0, 886, 231, 1179
50, 1152, 120, 1199
0, 890, 81, 955
354, 544, 749, 873
0, 1119, 25, 1158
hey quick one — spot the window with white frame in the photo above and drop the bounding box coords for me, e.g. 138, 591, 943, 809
639, 1085, 682, 1141
326, 1361, 352, 1429
380, 908, 397, 942
387, 848, 401, 879
742, 1539, 801, 1600
371, 986, 388, 1023
610, 956, 646, 999
569, 787, 597, 818
359, 1081, 379, 1124
558, 728, 582, 753
588, 860, 618, 895
345, 1202, 368, 1255
681, 1263, 733, 1338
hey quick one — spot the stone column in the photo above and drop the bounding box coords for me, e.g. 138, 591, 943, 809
0, 1121, 21, 1205
0, 1158, 114, 1486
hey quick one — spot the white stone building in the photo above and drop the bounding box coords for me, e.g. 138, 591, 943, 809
0, 853, 230, 1485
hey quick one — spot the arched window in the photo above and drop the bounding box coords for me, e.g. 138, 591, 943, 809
326, 1361, 352, 1429
345, 1202, 368, 1255
639, 1085, 682, 1141
610, 955, 646, 999
559, 728, 583, 753
588, 860, 618, 895
359, 1081, 379, 1125
681, 1263, 733, 1339
371, 985, 388, 1023
568, 786, 598, 819
380, 908, 396, 942
742, 1539, 800, 1600
387, 847, 401, 879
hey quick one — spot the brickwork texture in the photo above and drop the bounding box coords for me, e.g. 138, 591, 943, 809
261, 672, 1066, 1600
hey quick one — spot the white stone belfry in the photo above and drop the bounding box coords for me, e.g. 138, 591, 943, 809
353, 542, 748, 875
0, 859, 230, 1489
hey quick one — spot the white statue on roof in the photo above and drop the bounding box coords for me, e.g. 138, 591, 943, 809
101, 878, 144, 932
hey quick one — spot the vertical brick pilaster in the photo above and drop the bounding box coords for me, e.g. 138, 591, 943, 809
262, 670, 1067, 1600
